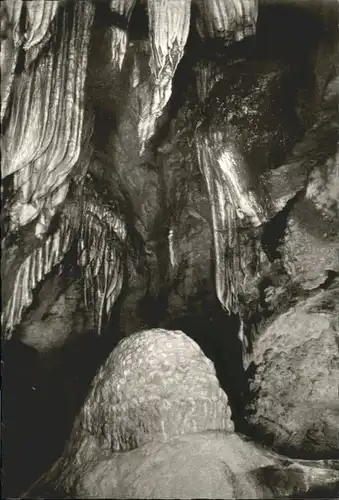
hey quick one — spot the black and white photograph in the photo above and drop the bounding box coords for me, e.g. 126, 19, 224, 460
1, 0, 339, 497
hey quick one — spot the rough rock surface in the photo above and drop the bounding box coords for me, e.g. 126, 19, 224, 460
245, 90, 339, 456
280, 148, 339, 291
39, 434, 339, 498
16, 273, 93, 355
33, 328, 339, 499
2, 1, 339, 497
48, 433, 278, 499
247, 282, 339, 458
282, 208, 339, 291
65, 329, 234, 456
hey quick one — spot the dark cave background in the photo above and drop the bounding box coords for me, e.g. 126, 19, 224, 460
2, 2, 338, 497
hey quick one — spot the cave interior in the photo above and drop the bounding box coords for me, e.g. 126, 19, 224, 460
1, 0, 339, 497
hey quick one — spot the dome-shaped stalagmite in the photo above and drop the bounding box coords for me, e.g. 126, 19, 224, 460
2, 0, 339, 498
28, 329, 339, 499
62, 328, 234, 456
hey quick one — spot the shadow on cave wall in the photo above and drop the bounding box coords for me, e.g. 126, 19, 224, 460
2, 255, 128, 497
164, 305, 249, 434
2, 332, 103, 497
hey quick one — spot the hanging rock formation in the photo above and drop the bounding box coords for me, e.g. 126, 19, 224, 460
2, 1, 94, 230
1, 0, 273, 342
1, 0, 62, 122
247, 282, 339, 458
2, 0, 339, 497
194, 0, 257, 41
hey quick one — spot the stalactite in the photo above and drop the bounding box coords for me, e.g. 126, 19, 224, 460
135, 76, 174, 152
4, 0, 23, 44
2, 212, 76, 338
147, 0, 191, 80
1, 0, 22, 122
109, 0, 137, 71
34, 116, 94, 239
78, 185, 127, 334
1, 0, 63, 121
127, 0, 260, 150
24, 0, 60, 66
24, 0, 59, 49
195, 127, 265, 315
194, 0, 257, 41
2, 0, 95, 232
128, 0, 191, 151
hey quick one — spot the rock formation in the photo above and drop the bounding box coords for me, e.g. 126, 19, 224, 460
247, 282, 339, 458
1, 0, 338, 497
25, 329, 339, 499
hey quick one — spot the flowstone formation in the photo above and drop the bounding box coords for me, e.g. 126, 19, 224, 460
2, 0, 337, 348
1, 0, 260, 347
1, 0, 339, 497
67, 328, 234, 456
28, 329, 339, 499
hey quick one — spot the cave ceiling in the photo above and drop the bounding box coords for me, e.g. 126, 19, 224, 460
1, 0, 338, 349
1, 0, 339, 498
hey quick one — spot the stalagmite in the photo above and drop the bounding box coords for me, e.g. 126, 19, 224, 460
2, 0, 95, 232
26, 331, 339, 499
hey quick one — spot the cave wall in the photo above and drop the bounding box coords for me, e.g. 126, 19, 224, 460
1, 0, 338, 497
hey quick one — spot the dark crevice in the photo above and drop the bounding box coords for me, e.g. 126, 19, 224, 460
1, 175, 15, 240
14, 2, 27, 75
255, 4, 326, 64
2, 329, 109, 498
92, 112, 118, 151
319, 270, 339, 290
94, 1, 129, 32
3, 1, 338, 497
149, 54, 199, 151
129, 2, 149, 41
